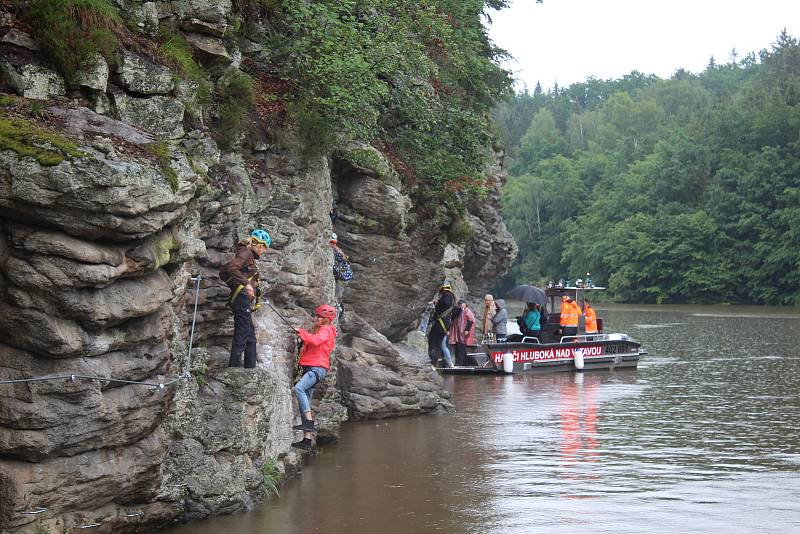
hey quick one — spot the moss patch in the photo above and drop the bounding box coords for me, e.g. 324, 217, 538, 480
145, 141, 179, 192
0, 118, 84, 166
447, 215, 473, 245
340, 146, 393, 180
159, 31, 212, 105
0, 94, 16, 107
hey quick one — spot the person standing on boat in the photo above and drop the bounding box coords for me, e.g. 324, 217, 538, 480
427, 282, 455, 368
449, 299, 476, 366
220, 229, 271, 368
584, 300, 598, 340
559, 294, 580, 341
292, 304, 338, 451
491, 299, 508, 342
482, 294, 495, 341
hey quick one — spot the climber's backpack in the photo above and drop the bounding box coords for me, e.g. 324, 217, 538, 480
333, 249, 353, 282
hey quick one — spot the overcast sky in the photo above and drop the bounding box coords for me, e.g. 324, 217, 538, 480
486, 0, 800, 91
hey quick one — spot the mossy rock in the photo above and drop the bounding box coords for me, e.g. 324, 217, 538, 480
0, 118, 85, 166
339, 144, 395, 182
145, 141, 179, 192
446, 215, 473, 245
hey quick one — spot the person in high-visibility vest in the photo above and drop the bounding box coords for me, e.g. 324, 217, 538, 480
559, 294, 580, 340
584, 300, 598, 339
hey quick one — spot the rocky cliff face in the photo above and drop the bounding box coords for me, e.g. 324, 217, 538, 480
0, 2, 516, 532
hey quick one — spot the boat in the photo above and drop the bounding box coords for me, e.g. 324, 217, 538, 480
440, 286, 646, 375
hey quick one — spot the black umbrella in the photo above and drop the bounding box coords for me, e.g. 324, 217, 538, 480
506, 285, 547, 306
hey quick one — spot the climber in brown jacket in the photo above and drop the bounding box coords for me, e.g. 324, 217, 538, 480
220, 229, 271, 368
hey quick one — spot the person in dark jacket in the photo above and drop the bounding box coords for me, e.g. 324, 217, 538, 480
219, 229, 271, 368
427, 282, 455, 368
491, 299, 509, 342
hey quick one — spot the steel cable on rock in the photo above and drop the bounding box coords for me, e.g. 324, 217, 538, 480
0, 275, 205, 389
3, 273, 303, 529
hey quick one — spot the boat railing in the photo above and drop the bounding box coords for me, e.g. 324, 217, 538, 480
521, 336, 541, 344
559, 333, 621, 343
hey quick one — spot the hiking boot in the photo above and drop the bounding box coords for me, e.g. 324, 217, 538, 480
292, 417, 315, 432
291, 438, 313, 451
292, 415, 307, 431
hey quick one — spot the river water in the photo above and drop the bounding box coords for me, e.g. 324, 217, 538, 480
164, 304, 800, 533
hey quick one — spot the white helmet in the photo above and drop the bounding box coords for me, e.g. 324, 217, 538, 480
329, 232, 337, 243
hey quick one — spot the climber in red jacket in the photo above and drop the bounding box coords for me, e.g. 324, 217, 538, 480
291, 304, 337, 451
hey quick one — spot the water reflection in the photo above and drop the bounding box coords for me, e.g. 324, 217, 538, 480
558, 375, 599, 489
164, 304, 800, 534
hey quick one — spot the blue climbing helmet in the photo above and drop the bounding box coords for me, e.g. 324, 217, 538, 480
250, 228, 271, 247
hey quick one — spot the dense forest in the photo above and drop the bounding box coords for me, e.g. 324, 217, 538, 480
493, 31, 800, 305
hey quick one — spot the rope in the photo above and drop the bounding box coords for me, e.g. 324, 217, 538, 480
264, 300, 297, 330
0, 275, 205, 388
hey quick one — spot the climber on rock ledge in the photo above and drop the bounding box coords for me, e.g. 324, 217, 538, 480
219, 229, 271, 369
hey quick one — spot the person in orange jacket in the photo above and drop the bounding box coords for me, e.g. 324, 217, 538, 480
291, 304, 337, 451
584, 300, 598, 339
559, 294, 580, 340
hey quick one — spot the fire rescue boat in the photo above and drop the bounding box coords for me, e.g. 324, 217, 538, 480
440, 286, 645, 375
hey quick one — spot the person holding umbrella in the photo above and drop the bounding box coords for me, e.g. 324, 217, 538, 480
505, 284, 547, 342
520, 302, 542, 340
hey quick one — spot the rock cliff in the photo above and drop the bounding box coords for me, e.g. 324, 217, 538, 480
0, 1, 517, 532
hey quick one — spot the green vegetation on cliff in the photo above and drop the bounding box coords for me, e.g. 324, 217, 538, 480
159, 31, 212, 105
213, 71, 255, 150
248, 0, 512, 202
21, 0, 122, 84
17, 0, 514, 209
495, 31, 800, 305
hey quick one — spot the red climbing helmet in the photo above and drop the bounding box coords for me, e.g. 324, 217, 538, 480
315, 304, 337, 320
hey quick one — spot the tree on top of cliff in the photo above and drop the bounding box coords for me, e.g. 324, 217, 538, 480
245, 0, 513, 205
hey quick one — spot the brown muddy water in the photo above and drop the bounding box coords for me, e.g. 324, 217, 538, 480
164, 304, 800, 533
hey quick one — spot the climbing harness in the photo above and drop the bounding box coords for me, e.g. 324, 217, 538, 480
436, 304, 455, 332
220, 270, 263, 310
